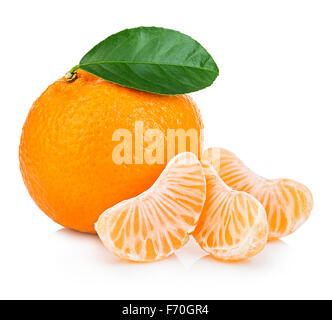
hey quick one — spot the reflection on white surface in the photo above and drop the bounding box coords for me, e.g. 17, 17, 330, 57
175, 237, 208, 269
53, 228, 290, 270
193, 239, 291, 270
0, 218, 328, 299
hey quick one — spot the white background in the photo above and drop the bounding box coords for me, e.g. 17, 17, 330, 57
1, 0, 331, 300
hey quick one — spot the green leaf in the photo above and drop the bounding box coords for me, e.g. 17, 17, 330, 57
77, 27, 219, 95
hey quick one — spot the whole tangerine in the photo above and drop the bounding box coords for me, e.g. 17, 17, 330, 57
19, 70, 203, 233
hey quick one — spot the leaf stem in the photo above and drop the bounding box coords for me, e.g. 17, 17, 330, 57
65, 64, 81, 82
69, 64, 81, 73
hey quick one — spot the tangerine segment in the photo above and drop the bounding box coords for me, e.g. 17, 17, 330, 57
193, 162, 268, 261
95, 152, 206, 262
202, 148, 313, 240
